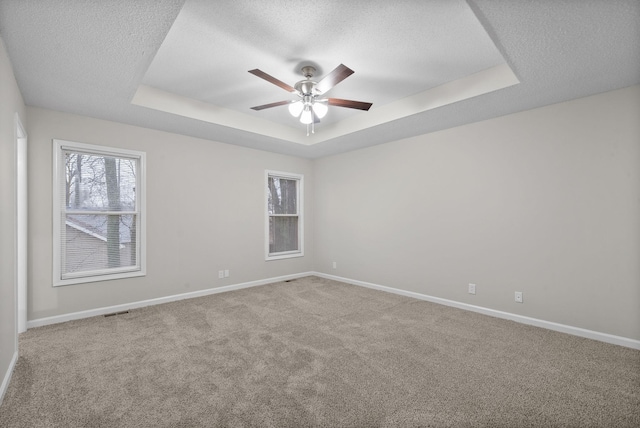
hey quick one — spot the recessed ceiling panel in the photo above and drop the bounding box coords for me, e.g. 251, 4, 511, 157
140, 0, 511, 136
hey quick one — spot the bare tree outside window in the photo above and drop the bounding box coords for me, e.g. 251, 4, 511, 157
104, 156, 121, 268
61, 148, 139, 276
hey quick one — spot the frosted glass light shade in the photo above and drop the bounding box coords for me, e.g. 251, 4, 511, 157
288, 101, 303, 117
313, 102, 328, 118
299, 107, 313, 124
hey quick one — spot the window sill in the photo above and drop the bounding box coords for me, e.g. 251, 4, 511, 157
53, 269, 146, 287
265, 252, 304, 261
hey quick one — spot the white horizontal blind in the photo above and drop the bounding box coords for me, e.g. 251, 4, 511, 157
59, 147, 141, 279
267, 173, 301, 257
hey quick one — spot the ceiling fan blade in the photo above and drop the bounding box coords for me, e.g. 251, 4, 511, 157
316, 64, 354, 94
328, 98, 373, 111
248, 69, 297, 93
250, 100, 292, 111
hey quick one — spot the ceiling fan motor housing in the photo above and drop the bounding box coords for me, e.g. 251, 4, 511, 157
295, 80, 317, 97
295, 66, 320, 98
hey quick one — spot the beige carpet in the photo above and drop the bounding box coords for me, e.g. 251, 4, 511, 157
1, 276, 639, 427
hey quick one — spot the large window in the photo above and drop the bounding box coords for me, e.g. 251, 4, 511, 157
53, 140, 146, 286
266, 170, 303, 260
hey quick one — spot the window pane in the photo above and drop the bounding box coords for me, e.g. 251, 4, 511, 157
269, 216, 298, 253
64, 152, 136, 211
55, 140, 145, 286
268, 177, 297, 215
64, 214, 137, 274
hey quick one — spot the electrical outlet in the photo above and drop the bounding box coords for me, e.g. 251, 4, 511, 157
515, 291, 523, 303
224, 269, 229, 278
332, 261, 337, 269
218, 270, 224, 279
468, 283, 476, 295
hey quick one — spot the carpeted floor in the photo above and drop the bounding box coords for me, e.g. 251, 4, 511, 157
1, 276, 639, 427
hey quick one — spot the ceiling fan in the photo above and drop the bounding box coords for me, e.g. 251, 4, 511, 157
248, 64, 372, 135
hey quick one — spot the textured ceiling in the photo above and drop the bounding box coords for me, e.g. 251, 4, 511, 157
0, 0, 638, 158
133, 0, 518, 145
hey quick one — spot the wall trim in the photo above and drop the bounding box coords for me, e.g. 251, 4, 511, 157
312, 272, 640, 350
0, 351, 18, 407
27, 272, 314, 329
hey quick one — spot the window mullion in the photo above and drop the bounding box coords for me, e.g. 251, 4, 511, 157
65, 210, 139, 215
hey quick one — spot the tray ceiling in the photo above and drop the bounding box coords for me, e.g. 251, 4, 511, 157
0, 0, 638, 158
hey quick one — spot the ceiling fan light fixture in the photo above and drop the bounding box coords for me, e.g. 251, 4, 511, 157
288, 100, 304, 117
312, 101, 328, 119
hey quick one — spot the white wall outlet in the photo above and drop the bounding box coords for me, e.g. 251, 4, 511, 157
515, 291, 523, 303
218, 270, 224, 279
468, 283, 476, 295
332, 261, 337, 269
224, 269, 229, 278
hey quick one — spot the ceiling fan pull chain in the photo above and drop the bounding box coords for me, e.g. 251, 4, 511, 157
306, 123, 310, 137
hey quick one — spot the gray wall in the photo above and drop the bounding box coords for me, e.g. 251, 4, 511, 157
13, 78, 640, 346
27, 106, 314, 320
314, 85, 640, 341
0, 37, 26, 398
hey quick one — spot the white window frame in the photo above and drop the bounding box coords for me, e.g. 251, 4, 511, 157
265, 170, 304, 261
52, 139, 146, 286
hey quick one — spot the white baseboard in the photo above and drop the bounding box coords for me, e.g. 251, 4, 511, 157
312, 272, 640, 350
27, 272, 314, 329
0, 351, 18, 407
26, 270, 640, 350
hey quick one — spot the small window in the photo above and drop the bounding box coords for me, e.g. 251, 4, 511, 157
266, 170, 304, 260
53, 140, 146, 286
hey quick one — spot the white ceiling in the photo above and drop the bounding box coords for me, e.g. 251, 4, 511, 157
0, 0, 638, 158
